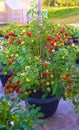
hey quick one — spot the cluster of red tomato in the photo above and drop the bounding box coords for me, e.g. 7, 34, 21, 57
62, 74, 73, 92
46, 27, 70, 53
5, 76, 23, 95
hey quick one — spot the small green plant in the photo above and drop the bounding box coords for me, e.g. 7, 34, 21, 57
27, 0, 48, 21
0, 96, 44, 130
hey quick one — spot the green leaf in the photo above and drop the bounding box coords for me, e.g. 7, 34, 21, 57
17, 56, 23, 61
0, 124, 6, 128
5, 94, 10, 101
8, 127, 14, 130
41, 94, 47, 99
25, 53, 31, 59
22, 46, 26, 52
22, 85, 26, 91
13, 76, 19, 83
21, 122, 28, 129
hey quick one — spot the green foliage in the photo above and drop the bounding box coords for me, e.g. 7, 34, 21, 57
48, 7, 79, 19
43, 0, 55, 6
0, 29, 4, 35
43, 0, 79, 6
73, 27, 79, 37
27, 0, 48, 20
0, 97, 43, 130
0, 19, 79, 112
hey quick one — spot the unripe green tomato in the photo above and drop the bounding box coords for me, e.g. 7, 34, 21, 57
47, 87, 51, 92
33, 89, 36, 93
77, 49, 79, 52
62, 56, 65, 59
66, 68, 69, 71
46, 82, 50, 86
54, 42, 57, 46
71, 43, 75, 47
51, 75, 53, 78
31, 39, 34, 42
21, 73, 25, 76
46, 31, 48, 33
15, 54, 18, 57
51, 81, 54, 85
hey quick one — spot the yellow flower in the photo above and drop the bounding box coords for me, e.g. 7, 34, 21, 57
34, 56, 40, 60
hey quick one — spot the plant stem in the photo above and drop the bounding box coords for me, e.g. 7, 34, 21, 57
38, 0, 42, 23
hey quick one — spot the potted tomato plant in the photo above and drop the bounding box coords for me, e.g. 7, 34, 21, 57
0, 19, 79, 118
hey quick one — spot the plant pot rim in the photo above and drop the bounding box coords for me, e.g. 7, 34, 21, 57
28, 96, 59, 104
0, 72, 13, 76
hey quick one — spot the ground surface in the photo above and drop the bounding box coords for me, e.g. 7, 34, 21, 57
38, 99, 79, 130
0, 80, 79, 130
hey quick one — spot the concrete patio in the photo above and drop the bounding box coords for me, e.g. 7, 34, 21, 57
39, 99, 79, 130
0, 80, 79, 130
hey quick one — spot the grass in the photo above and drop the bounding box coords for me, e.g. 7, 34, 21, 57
46, 6, 79, 24
48, 7, 79, 19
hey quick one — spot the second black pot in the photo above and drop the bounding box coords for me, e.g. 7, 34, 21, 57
0, 72, 13, 87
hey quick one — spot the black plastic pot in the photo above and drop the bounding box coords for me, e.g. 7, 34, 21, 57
76, 59, 79, 65
73, 39, 79, 44
0, 34, 3, 37
72, 36, 79, 44
28, 96, 60, 119
0, 72, 13, 87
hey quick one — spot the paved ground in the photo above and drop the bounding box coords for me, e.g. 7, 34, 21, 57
39, 99, 79, 130
0, 80, 79, 130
